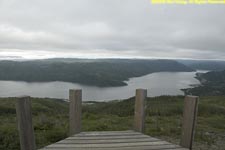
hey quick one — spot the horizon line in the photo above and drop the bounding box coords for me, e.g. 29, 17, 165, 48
0, 56, 225, 61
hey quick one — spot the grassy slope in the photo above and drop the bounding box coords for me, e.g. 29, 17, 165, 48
0, 96, 225, 150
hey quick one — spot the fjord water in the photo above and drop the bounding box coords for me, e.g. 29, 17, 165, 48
0, 71, 201, 101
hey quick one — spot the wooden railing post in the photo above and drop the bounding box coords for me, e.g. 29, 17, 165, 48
180, 95, 199, 150
69, 89, 82, 135
134, 89, 147, 133
16, 96, 36, 150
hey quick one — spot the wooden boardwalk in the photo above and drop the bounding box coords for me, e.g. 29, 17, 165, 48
16, 89, 199, 150
40, 131, 188, 150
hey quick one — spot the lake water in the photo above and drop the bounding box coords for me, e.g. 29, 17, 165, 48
0, 71, 203, 101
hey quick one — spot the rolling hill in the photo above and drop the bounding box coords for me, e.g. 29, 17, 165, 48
0, 59, 194, 87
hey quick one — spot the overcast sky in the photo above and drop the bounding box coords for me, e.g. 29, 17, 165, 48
0, 0, 225, 60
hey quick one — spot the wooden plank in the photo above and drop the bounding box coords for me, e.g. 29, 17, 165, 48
80, 130, 135, 134
16, 96, 36, 150
56, 138, 160, 144
134, 89, 147, 133
75, 131, 142, 136
180, 96, 199, 150
69, 89, 82, 135
45, 141, 171, 148
42, 144, 184, 150
68, 134, 152, 140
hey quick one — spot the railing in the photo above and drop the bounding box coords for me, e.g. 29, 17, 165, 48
16, 89, 199, 150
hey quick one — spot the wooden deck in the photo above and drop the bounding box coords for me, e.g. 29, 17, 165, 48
16, 90, 198, 150
40, 130, 188, 150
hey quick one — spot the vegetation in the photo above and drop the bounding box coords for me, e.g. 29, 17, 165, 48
177, 59, 225, 71
0, 96, 224, 150
184, 70, 225, 96
0, 59, 193, 87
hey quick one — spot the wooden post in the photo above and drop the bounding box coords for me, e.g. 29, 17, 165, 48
180, 95, 199, 150
134, 89, 147, 133
69, 89, 82, 135
16, 96, 36, 150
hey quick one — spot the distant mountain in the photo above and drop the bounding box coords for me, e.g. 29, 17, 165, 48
177, 59, 225, 71
0, 59, 194, 87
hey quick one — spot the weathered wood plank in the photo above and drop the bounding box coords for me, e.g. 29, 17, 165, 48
56, 138, 160, 144
45, 141, 171, 148
134, 89, 147, 133
79, 130, 135, 134
73, 131, 144, 135
75, 131, 142, 136
69, 89, 82, 135
68, 134, 152, 140
44, 139, 170, 148
180, 95, 199, 150
42, 144, 184, 150
42, 148, 187, 150
16, 96, 36, 150
40, 131, 188, 150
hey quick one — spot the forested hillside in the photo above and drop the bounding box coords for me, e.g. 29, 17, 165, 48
0, 59, 193, 87
184, 70, 225, 96
177, 59, 225, 71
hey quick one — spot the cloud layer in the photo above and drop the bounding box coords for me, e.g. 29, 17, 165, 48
0, 0, 225, 59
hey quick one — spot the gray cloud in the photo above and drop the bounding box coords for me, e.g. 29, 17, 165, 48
0, 0, 225, 59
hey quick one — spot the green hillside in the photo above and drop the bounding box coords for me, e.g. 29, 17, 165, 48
177, 59, 225, 71
0, 96, 224, 150
0, 59, 193, 87
184, 70, 225, 96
